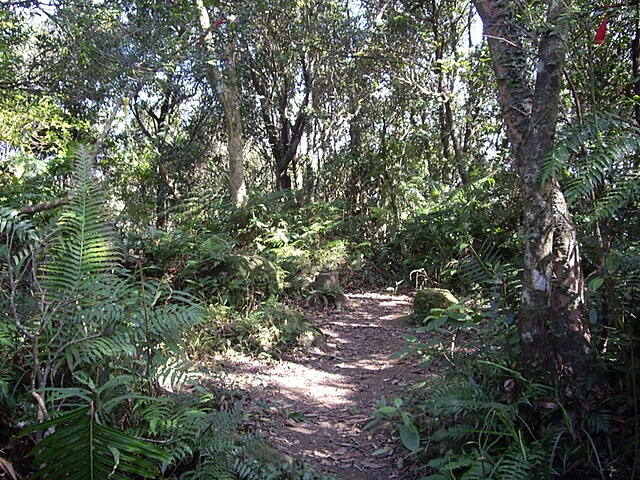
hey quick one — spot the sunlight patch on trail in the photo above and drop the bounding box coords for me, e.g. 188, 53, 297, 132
269, 363, 354, 406
217, 353, 357, 407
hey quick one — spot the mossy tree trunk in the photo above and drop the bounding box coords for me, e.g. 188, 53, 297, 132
474, 0, 592, 383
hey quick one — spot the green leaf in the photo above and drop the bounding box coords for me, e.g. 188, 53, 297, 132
23, 406, 170, 480
588, 276, 604, 291
377, 406, 398, 415
426, 316, 448, 331
400, 422, 420, 452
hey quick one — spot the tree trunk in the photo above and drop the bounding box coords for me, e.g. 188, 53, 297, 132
474, 0, 592, 383
196, 0, 247, 208
220, 60, 248, 207
132, 87, 184, 227
249, 59, 311, 192
430, 0, 470, 186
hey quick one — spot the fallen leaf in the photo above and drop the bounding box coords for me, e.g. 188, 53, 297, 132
361, 459, 383, 469
0, 458, 18, 480
372, 446, 393, 456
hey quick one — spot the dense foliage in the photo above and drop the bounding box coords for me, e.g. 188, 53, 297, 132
1, 0, 638, 478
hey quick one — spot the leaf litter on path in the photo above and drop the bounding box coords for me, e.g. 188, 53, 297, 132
216, 292, 425, 480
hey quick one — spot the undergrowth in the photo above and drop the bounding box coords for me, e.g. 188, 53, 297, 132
0, 149, 335, 479
3, 142, 636, 478
188, 300, 325, 358
377, 312, 638, 480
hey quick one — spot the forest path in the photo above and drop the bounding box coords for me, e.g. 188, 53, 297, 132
217, 292, 424, 479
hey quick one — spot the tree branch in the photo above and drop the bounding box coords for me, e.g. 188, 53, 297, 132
17, 195, 72, 215
16, 81, 143, 215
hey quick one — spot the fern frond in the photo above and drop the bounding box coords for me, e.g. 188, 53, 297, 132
233, 456, 263, 480
149, 304, 203, 348
543, 113, 640, 224
445, 174, 497, 205
427, 452, 477, 476
0, 207, 38, 277
592, 173, 639, 222
494, 444, 533, 480
428, 382, 498, 416
41, 146, 121, 302
154, 354, 198, 392
0, 207, 38, 242
61, 335, 138, 373
142, 396, 244, 464
431, 424, 480, 444
456, 239, 504, 289
179, 461, 236, 480
23, 406, 170, 480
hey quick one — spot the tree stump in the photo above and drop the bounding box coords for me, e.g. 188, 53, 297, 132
309, 271, 346, 310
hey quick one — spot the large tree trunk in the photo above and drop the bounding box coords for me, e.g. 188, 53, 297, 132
474, 0, 592, 383
196, 0, 247, 208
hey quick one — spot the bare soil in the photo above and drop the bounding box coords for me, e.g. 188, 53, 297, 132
216, 292, 424, 480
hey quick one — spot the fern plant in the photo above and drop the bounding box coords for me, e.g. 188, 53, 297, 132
2, 146, 204, 477
5, 146, 126, 396
398, 354, 617, 479
40, 146, 121, 303
543, 112, 640, 389
139, 393, 330, 480
22, 390, 170, 480
542, 112, 640, 224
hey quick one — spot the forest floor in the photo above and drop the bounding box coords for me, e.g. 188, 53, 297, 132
215, 292, 428, 480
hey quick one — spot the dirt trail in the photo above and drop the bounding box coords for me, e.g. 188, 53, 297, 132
218, 292, 423, 479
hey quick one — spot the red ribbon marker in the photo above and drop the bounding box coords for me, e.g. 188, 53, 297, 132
594, 5, 610, 45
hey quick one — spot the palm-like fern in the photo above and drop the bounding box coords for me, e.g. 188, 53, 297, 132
22, 146, 127, 392
32, 147, 201, 386
10, 146, 203, 477
23, 406, 170, 480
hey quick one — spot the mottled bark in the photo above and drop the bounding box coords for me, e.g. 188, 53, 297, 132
474, 0, 592, 383
196, 0, 247, 208
220, 63, 248, 207
474, 0, 532, 171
